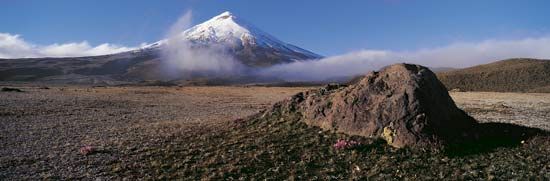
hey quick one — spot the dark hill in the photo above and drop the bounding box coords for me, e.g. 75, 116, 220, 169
0, 48, 293, 85
437, 58, 550, 93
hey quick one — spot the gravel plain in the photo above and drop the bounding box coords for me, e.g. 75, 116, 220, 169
0, 85, 548, 180
451, 91, 550, 131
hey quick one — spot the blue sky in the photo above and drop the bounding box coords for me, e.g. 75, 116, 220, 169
1, 0, 549, 56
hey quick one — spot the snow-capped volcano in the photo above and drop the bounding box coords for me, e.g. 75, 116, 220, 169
183, 11, 265, 45
0, 11, 323, 83
185, 12, 320, 56
155, 11, 322, 67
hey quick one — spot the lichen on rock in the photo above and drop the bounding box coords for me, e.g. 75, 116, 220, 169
382, 127, 394, 145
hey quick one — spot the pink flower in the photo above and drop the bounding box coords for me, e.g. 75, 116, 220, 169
79, 145, 95, 155
333, 139, 360, 150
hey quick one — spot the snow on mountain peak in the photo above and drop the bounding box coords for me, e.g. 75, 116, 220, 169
142, 11, 321, 64
178, 11, 321, 59
182, 11, 258, 45
215, 11, 234, 19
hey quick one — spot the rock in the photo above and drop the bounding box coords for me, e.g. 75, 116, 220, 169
272, 63, 478, 149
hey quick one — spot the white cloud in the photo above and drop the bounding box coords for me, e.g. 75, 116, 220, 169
404, 37, 550, 67
259, 50, 395, 81
0, 33, 36, 58
262, 36, 550, 81
0, 32, 139, 58
160, 11, 244, 78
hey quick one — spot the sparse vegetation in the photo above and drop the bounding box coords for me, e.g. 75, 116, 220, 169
1, 87, 22, 92
437, 58, 550, 92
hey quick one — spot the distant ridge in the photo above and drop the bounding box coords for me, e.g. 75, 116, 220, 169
437, 58, 550, 93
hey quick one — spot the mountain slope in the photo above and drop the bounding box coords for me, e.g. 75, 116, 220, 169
0, 11, 321, 84
0, 48, 163, 84
436, 58, 550, 92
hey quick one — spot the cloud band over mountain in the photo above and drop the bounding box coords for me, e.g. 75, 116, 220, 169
0, 33, 140, 58
262, 36, 550, 81
2, 30, 550, 82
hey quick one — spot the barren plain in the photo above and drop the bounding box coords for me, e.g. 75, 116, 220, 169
1, 86, 548, 180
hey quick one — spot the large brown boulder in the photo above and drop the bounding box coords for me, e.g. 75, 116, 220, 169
275, 63, 478, 149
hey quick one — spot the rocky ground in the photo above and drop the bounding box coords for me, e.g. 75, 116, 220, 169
0, 85, 548, 180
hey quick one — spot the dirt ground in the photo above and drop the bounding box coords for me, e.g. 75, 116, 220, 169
0, 86, 548, 179
451, 92, 550, 130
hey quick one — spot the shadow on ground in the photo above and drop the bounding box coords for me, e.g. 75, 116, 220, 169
445, 122, 549, 156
